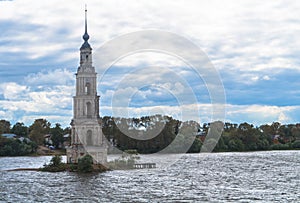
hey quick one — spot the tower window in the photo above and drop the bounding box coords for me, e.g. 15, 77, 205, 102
85, 83, 91, 95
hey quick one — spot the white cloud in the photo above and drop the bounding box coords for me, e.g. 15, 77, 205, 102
2, 0, 300, 72
101, 103, 300, 126
235, 74, 272, 85
0, 89, 72, 114
0, 69, 74, 126
0, 109, 13, 121
98, 52, 187, 68
0, 82, 28, 100
1, 0, 300, 126
25, 68, 74, 86
262, 75, 270, 81
225, 104, 297, 125
20, 115, 72, 127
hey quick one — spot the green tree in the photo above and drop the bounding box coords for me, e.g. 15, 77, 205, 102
259, 124, 273, 136
63, 127, 71, 135
50, 123, 64, 148
11, 122, 28, 137
40, 155, 66, 172
271, 122, 281, 134
228, 139, 245, 151
29, 119, 51, 145
188, 137, 202, 153
1, 144, 13, 156
0, 120, 11, 134
291, 124, 300, 141
78, 154, 94, 173
49, 155, 63, 167
257, 139, 270, 150
0, 136, 37, 156
214, 136, 227, 152
292, 140, 300, 149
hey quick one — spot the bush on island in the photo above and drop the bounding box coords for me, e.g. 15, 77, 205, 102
78, 154, 93, 173
40, 155, 66, 172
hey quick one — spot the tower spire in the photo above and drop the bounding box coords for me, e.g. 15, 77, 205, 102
84, 5, 88, 37
81, 5, 91, 50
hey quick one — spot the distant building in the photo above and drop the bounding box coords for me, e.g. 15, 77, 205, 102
1, 133, 31, 143
66, 8, 107, 164
18, 137, 31, 143
1, 133, 17, 139
62, 134, 70, 148
272, 134, 281, 144
44, 134, 53, 145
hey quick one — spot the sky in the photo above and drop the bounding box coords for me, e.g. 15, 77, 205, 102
1, 0, 300, 127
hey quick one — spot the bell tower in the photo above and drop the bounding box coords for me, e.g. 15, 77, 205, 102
67, 7, 107, 165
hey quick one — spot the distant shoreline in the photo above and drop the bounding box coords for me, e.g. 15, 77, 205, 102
6, 168, 40, 172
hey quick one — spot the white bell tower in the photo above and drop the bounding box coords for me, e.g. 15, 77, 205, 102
67, 7, 107, 165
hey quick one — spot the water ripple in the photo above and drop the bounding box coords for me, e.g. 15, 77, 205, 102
0, 151, 299, 202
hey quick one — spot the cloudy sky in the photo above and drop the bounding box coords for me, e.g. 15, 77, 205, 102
1, 0, 300, 127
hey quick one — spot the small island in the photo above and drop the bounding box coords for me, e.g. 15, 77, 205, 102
39, 154, 108, 173
37, 150, 144, 173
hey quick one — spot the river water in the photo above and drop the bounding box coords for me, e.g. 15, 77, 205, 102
0, 151, 299, 202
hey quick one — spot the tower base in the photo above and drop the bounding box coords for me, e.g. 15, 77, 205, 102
66, 145, 107, 165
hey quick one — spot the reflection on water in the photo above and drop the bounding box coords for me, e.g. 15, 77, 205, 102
0, 151, 299, 202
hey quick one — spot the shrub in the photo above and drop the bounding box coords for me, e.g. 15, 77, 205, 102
40, 155, 66, 172
49, 155, 62, 167
270, 143, 290, 150
292, 140, 300, 149
69, 164, 78, 172
78, 154, 93, 173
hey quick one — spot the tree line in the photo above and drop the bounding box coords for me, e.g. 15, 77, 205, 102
0, 119, 70, 156
102, 116, 300, 153
1, 116, 300, 156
